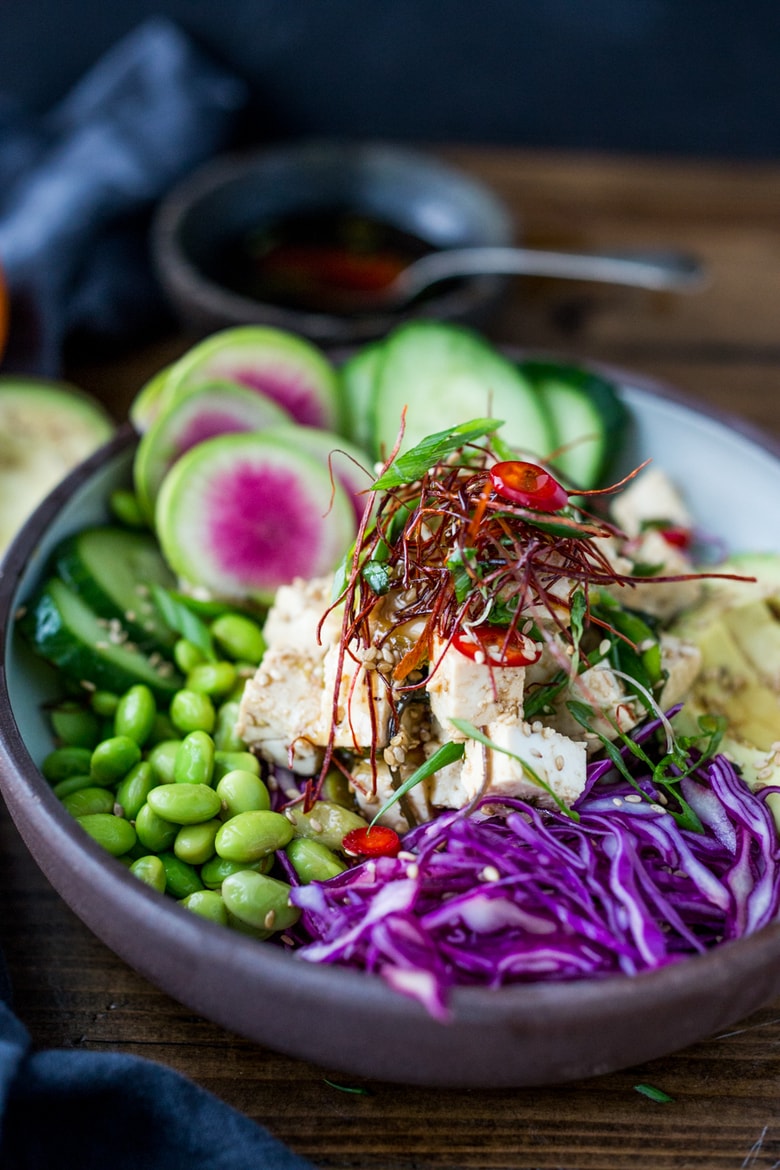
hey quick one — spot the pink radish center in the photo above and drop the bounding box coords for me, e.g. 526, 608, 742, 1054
205, 459, 324, 585
227, 365, 323, 427
176, 411, 251, 458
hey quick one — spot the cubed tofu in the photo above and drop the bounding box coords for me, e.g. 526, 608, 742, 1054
658, 632, 702, 707
426, 635, 526, 737
238, 647, 324, 775
261, 575, 343, 658
318, 644, 392, 752
350, 757, 430, 832
610, 466, 693, 537
611, 529, 703, 619
548, 662, 641, 746
461, 721, 588, 807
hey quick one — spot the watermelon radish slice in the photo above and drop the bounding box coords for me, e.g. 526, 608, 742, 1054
129, 365, 174, 433
161, 326, 342, 431
133, 381, 291, 522
262, 424, 373, 523
155, 433, 356, 603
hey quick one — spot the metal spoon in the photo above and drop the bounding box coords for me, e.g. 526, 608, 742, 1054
373, 245, 706, 309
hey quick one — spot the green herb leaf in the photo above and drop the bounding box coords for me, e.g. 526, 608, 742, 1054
634, 1083, 674, 1103
369, 741, 466, 828
447, 547, 479, 603
323, 1078, 371, 1095
570, 588, 587, 657
362, 560, 392, 595
372, 418, 503, 489
151, 586, 216, 661
450, 719, 578, 820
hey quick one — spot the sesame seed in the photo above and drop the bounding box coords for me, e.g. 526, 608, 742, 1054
554, 755, 565, 771
650, 803, 666, 814
598, 638, 611, 656
612, 796, 624, 807
284, 809, 298, 824
264, 910, 276, 929
406, 863, 420, 879
309, 819, 323, 834
397, 851, 416, 862
624, 794, 642, 804
480, 865, 501, 882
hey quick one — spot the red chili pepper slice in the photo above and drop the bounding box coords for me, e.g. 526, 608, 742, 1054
342, 825, 402, 859
658, 526, 692, 550
451, 626, 542, 667
489, 460, 569, 512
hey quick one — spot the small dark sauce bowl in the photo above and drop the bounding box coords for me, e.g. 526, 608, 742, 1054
152, 140, 514, 346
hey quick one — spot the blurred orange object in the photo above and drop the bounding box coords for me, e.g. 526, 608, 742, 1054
0, 262, 8, 363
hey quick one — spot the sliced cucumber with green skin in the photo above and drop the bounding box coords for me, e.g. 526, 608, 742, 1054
262, 424, 373, 523
0, 379, 114, 554
518, 360, 628, 489
133, 381, 292, 522
21, 577, 183, 700
128, 365, 174, 433
339, 340, 384, 451
53, 526, 178, 653
371, 321, 554, 462
155, 432, 357, 604
160, 326, 341, 432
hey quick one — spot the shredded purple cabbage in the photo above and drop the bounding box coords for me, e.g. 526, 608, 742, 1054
289, 750, 780, 1020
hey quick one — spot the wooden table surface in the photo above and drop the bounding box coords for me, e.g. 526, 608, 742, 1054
4, 147, 780, 1169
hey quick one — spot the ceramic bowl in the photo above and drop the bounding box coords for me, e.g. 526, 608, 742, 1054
151, 140, 514, 346
1, 372, 780, 1087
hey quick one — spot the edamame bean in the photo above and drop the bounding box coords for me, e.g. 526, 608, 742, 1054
286, 801, 369, 851
147, 711, 178, 746
90, 735, 142, 786
114, 684, 156, 746
173, 638, 206, 675
213, 751, 260, 782
135, 803, 179, 853
115, 761, 157, 821
147, 739, 182, 785
186, 661, 237, 699
109, 488, 147, 529
173, 819, 220, 866
213, 700, 244, 752
147, 782, 222, 825
61, 786, 116, 818
319, 769, 354, 809
158, 852, 204, 899
90, 690, 120, 719
215, 810, 293, 863
77, 813, 137, 857
51, 773, 94, 799
215, 770, 270, 818
50, 701, 101, 748
221, 870, 300, 932
210, 613, 266, 663
200, 854, 273, 888
285, 837, 348, 884
42, 746, 93, 783
129, 854, 167, 893
173, 730, 215, 787
180, 889, 228, 925
169, 689, 215, 734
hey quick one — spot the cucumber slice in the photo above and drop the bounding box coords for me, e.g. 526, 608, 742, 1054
128, 365, 174, 433
53, 526, 178, 653
133, 381, 291, 522
0, 378, 113, 554
519, 360, 628, 488
371, 322, 554, 461
161, 326, 341, 431
21, 577, 182, 699
155, 432, 357, 604
262, 424, 373, 523
339, 340, 384, 451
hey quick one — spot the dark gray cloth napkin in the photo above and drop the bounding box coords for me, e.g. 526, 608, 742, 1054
0, 16, 247, 374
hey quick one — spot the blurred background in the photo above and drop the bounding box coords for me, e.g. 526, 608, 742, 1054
2, 0, 779, 157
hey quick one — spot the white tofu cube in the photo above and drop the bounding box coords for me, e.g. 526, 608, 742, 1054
262, 575, 343, 658
426, 635, 525, 737
318, 644, 392, 751
610, 466, 693, 537
238, 647, 324, 775
461, 721, 587, 807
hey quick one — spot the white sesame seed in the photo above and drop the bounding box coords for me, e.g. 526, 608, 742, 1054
406, 863, 420, 879
650, 803, 666, 814
480, 865, 501, 882
264, 910, 276, 929
598, 639, 611, 656
624, 794, 642, 804
612, 796, 624, 807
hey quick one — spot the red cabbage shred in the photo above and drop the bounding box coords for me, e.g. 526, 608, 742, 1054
289, 752, 780, 1020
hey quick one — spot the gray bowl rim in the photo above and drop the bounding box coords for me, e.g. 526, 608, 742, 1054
1, 360, 780, 1085
151, 139, 515, 338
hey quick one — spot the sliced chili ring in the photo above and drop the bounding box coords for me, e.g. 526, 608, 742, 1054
490, 460, 568, 512
342, 825, 401, 858
451, 626, 542, 667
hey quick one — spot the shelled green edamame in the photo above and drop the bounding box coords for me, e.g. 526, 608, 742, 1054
33, 524, 360, 942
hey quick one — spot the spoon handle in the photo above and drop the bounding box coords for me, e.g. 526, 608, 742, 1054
397, 245, 706, 297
